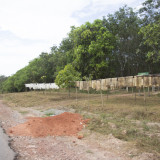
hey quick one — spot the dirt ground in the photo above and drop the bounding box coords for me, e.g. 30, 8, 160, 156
0, 99, 158, 160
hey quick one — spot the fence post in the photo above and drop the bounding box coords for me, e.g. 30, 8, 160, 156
138, 87, 141, 96
100, 80, 104, 109
152, 85, 155, 92
87, 80, 90, 111
107, 89, 109, 100
132, 77, 134, 95
76, 86, 78, 105
148, 86, 150, 97
68, 81, 71, 98
126, 86, 128, 92
144, 87, 146, 105
134, 87, 137, 105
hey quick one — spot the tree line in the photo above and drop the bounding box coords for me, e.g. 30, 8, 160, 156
1, 0, 160, 92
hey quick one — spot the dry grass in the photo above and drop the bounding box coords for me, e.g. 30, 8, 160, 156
1, 89, 160, 156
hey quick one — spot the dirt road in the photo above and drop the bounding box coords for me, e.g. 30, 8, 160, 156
0, 99, 156, 160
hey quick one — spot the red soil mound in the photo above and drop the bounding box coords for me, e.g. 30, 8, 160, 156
8, 112, 89, 138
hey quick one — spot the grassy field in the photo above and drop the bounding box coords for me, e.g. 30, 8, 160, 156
1, 89, 160, 156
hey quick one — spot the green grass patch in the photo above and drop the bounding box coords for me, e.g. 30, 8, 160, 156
44, 112, 55, 117
19, 110, 29, 115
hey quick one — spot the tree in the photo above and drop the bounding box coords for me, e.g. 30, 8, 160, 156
50, 38, 74, 79
55, 64, 81, 88
139, 0, 160, 25
2, 75, 16, 92
139, 20, 160, 62
71, 19, 115, 79
0, 75, 8, 92
88, 20, 115, 78
138, 0, 160, 62
104, 6, 146, 76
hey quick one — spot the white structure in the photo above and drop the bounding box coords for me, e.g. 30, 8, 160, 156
25, 83, 59, 90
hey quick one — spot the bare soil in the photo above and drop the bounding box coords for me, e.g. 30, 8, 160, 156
0, 99, 158, 160
8, 112, 89, 137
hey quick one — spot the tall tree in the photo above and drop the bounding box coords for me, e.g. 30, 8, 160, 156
104, 6, 147, 76
55, 64, 81, 88
71, 19, 116, 79
0, 75, 8, 92
139, 0, 160, 25
139, 19, 160, 62
51, 37, 74, 79
139, 0, 160, 62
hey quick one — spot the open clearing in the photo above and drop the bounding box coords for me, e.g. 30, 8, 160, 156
0, 89, 160, 160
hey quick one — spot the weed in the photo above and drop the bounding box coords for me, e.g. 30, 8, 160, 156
45, 112, 55, 117
142, 122, 150, 131
133, 110, 148, 120
86, 150, 93, 154
19, 111, 29, 115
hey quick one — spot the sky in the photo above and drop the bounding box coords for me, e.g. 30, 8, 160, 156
0, 0, 145, 76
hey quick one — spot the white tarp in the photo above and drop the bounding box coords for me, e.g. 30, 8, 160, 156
25, 83, 59, 90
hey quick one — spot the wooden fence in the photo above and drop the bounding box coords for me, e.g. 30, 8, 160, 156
75, 76, 160, 91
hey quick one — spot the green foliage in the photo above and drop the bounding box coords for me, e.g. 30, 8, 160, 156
55, 64, 81, 88
2, 67, 29, 92
71, 19, 116, 79
2, 75, 16, 92
44, 112, 55, 117
0, 75, 8, 92
104, 6, 145, 76
139, 0, 160, 24
2, 1, 160, 92
138, 0, 160, 63
139, 20, 160, 62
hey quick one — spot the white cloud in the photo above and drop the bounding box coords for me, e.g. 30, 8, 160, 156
0, 0, 89, 76
0, 30, 52, 76
72, 0, 145, 23
0, 56, 27, 76
0, 0, 145, 76
0, 0, 89, 42
0, 27, 55, 76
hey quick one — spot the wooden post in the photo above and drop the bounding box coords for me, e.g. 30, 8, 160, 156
132, 77, 134, 95
148, 86, 150, 97
100, 80, 104, 109
152, 85, 155, 92
135, 91, 136, 105
144, 87, 146, 105
126, 86, 129, 93
107, 89, 109, 100
76, 87, 78, 105
69, 81, 71, 98
87, 81, 90, 110
88, 81, 90, 96
138, 87, 141, 96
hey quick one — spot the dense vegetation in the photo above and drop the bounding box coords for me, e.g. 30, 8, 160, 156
0, 75, 8, 92
1, 0, 160, 92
